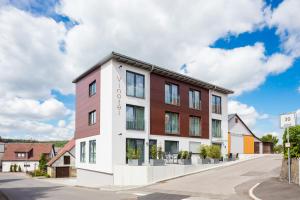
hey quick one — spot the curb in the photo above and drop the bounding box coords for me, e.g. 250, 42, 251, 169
249, 183, 261, 200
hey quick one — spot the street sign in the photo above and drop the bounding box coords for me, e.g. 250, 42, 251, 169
285, 143, 291, 148
280, 113, 296, 129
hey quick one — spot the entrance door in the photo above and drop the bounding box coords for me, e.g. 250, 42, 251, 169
254, 142, 260, 154
126, 138, 145, 163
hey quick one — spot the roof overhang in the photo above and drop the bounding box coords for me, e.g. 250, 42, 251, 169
72, 52, 234, 95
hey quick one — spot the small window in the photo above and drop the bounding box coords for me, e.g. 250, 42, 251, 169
189, 89, 201, 110
165, 112, 179, 134
212, 95, 222, 114
80, 142, 86, 163
88, 110, 96, 125
89, 140, 96, 164
89, 80, 96, 96
126, 71, 145, 98
16, 153, 26, 158
235, 117, 238, 123
126, 105, 145, 130
189, 116, 201, 136
64, 156, 71, 165
165, 83, 180, 105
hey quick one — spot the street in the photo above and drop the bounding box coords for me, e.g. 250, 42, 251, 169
0, 155, 282, 200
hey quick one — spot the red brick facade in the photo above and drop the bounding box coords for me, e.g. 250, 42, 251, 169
150, 73, 210, 139
75, 68, 100, 139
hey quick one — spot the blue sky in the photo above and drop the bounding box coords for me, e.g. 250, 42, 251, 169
0, 0, 299, 141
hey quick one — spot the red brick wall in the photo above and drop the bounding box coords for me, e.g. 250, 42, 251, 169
75, 69, 100, 139
150, 73, 209, 139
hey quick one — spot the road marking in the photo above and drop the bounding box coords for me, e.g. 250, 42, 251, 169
249, 183, 262, 200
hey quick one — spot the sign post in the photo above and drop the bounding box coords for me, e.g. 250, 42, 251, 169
280, 113, 297, 184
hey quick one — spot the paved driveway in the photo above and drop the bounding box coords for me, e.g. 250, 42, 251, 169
0, 155, 282, 200
0, 173, 135, 200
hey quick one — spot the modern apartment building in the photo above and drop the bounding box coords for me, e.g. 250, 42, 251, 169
73, 52, 233, 187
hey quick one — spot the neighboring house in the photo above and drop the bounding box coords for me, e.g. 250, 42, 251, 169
73, 52, 233, 187
0, 142, 5, 171
47, 139, 76, 178
228, 114, 263, 155
2, 143, 55, 172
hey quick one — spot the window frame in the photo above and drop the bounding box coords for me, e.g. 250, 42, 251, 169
89, 140, 96, 164
165, 112, 180, 135
165, 83, 180, 106
80, 142, 86, 163
212, 95, 222, 114
126, 71, 145, 99
212, 119, 222, 138
64, 155, 71, 165
88, 110, 96, 125
126, 105, 145, 130
189, 89, 201, 110
189, 116, 201, 137
89, 80, 96, 97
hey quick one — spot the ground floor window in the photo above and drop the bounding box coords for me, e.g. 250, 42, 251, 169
126, 138, 145, 163
212, 119, 222, 138
165, 140, 179, 154
89, 140, 96, 164
80, 141, 86, 163
149, 139, 157, 159
189, 142, 201, 154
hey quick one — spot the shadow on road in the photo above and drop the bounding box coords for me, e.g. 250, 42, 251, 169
0, 179, 23, 184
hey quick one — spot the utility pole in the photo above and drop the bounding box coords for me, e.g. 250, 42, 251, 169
287, 126, 291, 184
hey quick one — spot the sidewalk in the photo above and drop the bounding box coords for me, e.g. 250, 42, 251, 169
253, 177, 300, 200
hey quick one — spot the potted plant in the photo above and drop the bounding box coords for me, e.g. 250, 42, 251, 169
207, 145, 221, 164
178, 150, 192, 165
127, 147, 142, 166
150, 145, 165, 166
198, 145, 210, 164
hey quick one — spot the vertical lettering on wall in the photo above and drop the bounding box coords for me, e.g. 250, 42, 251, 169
116, 66, 122, 115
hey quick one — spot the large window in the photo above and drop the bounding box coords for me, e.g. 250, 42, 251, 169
89, 80, 96, 96
165, 112, 179, 134
126, 71, 145, 98
126, 105, 144, 130
189, 116, 201, 136
212, 95, 222, 114
80, 142, 86, 163
212, 119, 222, 138
88, 110, 96, 125
126, 138, 145, 163
165, 140, 179, 154
189, 89, 201, 110
89, 140, 96, 164
165, 83, 179, 105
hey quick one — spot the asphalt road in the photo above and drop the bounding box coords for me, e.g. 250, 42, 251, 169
0, 155, 282, 200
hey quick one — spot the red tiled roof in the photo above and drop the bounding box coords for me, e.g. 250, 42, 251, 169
2, 143, 53, 161
47, 139, 75, 166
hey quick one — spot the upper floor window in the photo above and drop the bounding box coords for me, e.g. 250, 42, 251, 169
88, 110, 96, 125
126, 71, 145, 98
126, 105, 144, 130
165, 112, 179, 134
189, 89, 201, 110
64, 156, 70, 165
212, 95, 222, 114
89, 80, 96, 96
212, 119, 222, 138
189, 116, 201, 136
80, 142, 86, 163
165, 83, 179, 105
89, 140, 96, 164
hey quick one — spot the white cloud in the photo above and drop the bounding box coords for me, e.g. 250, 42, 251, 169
228, 100, 268, 127
268, 0, 300, 57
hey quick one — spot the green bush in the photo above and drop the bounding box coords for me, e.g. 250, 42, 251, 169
13, 164, 17, 172
177, 151, 192, 159
127, 147, 141, 160
199, 145, 208, 159
39, 153, 47, 173
18, 165, 22, 172
31, 169, 46, 177
283, 125, 300, 158
10, 165, 13, 172
157, 146, 163, 159
207, 145, 221, 159
150, 145, 157, 160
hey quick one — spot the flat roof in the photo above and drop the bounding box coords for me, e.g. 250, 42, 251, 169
73, 52, 234, 94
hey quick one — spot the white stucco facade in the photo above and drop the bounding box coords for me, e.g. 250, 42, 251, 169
2, 161, 38, 172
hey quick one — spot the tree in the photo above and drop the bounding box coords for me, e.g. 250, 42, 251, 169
18, 165, 22, 172
39, 153, 47, 173
283, 125, 300, 158
261, 134, 279, 146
